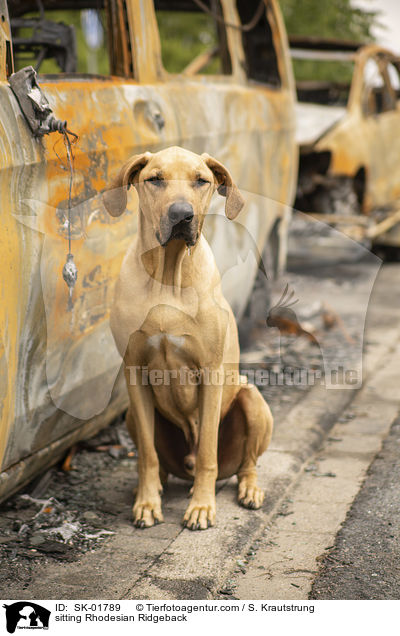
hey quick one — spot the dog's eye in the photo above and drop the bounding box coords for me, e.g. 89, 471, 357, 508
195, 177, 209, 187
145, 176, 165, 186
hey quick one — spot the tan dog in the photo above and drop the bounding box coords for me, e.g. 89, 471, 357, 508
103, 146, 273, 530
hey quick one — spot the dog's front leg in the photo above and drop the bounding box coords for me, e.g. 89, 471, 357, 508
127, 382, 164, 528
183, 378, 223, 530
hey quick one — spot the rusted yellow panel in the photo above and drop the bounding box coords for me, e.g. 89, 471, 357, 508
0, 1, 12, 81
0, 162, 20, 466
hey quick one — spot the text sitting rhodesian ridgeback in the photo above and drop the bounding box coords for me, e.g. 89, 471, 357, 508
103, 146, 273, 530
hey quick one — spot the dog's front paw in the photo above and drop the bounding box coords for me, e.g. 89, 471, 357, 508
238, 482, 265, 510
133, 498, 164, 528
183, 499, 216, 531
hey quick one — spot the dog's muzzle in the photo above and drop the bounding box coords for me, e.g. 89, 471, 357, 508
156, 202, 198, 247
168, 201, 194, 225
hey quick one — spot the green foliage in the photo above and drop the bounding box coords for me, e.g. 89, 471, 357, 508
292, 58, 355, 86
280, 0, 379, 42
156, 11, 219, 74
279, 0, 380, 84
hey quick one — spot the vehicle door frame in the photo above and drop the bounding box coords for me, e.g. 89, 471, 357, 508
348, 46, 400, 209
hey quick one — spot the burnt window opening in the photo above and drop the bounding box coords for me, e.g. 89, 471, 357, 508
11, 13, 79, 73
289, 38, 359, 106
293, 60, 354, 107
362, 57, 398, 116
387, 61, 400, 98
236, 0, 281, 87
8, 1, 132, 77
106, 0, 133, 77
154, 0, 231, 76
5, 37, 13, 76
295, 80, 352, 106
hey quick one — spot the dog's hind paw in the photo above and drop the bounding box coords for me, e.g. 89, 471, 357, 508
133, 500, 164, 528
238, 483, 265, 510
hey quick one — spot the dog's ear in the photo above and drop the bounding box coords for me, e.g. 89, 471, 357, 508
102, 152, 152, 217
202, 153, 245, 220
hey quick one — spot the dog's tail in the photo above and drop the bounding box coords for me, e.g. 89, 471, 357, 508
184, 453, 196, 475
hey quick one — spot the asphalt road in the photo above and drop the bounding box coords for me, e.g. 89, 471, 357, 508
310, 415, 400, 600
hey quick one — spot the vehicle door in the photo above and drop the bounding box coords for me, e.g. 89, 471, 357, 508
357, 52, 400, 209
0, 0, 158, 494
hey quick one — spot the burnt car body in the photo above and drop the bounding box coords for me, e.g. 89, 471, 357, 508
0, 0, 297, 500
292, 37, 400, 246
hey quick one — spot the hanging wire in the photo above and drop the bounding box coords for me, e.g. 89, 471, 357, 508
63, 129, 75, 254
191, 0, 265, 32
59, 128, 79, 311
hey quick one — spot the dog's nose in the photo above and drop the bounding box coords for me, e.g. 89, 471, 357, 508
168, 201, 194, 224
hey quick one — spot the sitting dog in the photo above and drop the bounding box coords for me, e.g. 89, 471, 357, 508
103, 146, 273, 530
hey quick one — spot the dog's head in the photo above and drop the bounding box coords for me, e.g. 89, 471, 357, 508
102, 146, 245, 247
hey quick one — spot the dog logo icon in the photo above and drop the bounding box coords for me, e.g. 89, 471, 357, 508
3, 602, 50, 633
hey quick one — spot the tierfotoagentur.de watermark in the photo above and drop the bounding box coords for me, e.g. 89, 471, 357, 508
126, 365, 360, 388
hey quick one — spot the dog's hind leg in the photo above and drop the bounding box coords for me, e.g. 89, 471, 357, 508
235, 383, 273, 509
125, 406, 137, 446
159, 465, 169, 487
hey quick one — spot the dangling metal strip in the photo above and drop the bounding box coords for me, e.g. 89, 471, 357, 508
61, 129, 79, 311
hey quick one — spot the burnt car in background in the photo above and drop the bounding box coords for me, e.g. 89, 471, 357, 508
291, 37, 400, 248
0, 0, 298, 500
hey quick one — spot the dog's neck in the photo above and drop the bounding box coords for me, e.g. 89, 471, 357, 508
137, 211, 197, 290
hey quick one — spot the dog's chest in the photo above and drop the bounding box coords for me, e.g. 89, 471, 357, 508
136, 302, 226, 366
144, 330, 199, 421
130, 303, 226, 423
146, 331, 191, 367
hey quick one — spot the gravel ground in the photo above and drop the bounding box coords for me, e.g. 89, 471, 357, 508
0, 257, 378, 596
0, 420, 137, 591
